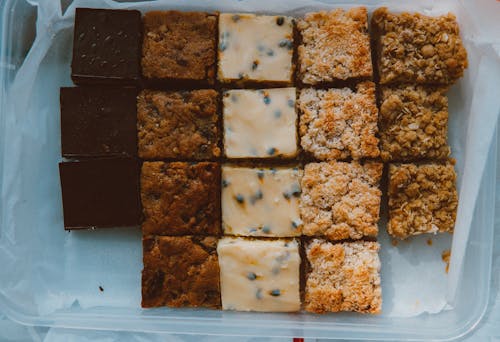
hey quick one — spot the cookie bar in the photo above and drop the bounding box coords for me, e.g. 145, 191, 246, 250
297, 8, 372, 85
304, 239, 381, 314
71, 8, 141, 85
223, 88, 297, 159
372, 7, 468, 85
141, 11, 217, 86
379, 85, 450, 162
137, 89, 220, 160
59, 158, 140, 229
60, 86, 137, 158
221, 166, 302, 237
142, 236, 221, 308
388, 163, 458, 239
218, 14, 294, 86
298, 82, 379, 160
217, 237, 300, 312
140, 162, 221, 236
300, 161, 382, 240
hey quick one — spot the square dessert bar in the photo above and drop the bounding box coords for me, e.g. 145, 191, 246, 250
300, 161, 382, 240
218, 14, 294, 86
140, 161, 221, 236
142, 11, 217, 86
223, 88, 297, 159
217, 237, 300, 312
71, 8, 141, 85
222, 166, 302, 237
388, 163, 458, 239
60, 86, 137, 158
297, 7, 372, 85
304, 239, 381, 314
379, 85, 450, 162
59, 158, 140, 229
137, 89, 220, 160
298, 82, 379, 160
372, 7, 468, 85
142, 235, 221, 308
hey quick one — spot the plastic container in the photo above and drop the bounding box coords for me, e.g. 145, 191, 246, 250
0, 0, 497, 340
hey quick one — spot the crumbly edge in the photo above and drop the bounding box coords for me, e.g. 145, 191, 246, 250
304, 239, 381, 313
387, 163, 458, 239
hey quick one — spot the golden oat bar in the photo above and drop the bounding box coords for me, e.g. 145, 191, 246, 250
388, 163, 458, 239
372, 7, 468, 85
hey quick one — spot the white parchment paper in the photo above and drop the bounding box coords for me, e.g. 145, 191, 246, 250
0, 0, 499, 325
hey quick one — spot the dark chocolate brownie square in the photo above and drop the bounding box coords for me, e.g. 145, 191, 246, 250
140, 161, 221, 236
60, 86, 137, 158
141, 11, 217, 86
71, 8, 142, 85
142, 235, 221, 308
59, 158, 140, 229
137, 89, 220, 160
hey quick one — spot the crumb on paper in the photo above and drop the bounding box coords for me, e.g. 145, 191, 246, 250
427, 238, 433, 246
391, 239, 399, 246
442, 249, 451, 273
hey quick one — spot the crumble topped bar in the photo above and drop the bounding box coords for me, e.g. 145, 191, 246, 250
298, 81, 379, 160
372, 7, 468, 85
300, 161, 382, 240
379, 85, 450, 162
297, 7, 372, 85
305, 239, 381, 314
388, 163, 458, 239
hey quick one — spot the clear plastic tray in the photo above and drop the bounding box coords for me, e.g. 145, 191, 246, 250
0, 0, 497, 340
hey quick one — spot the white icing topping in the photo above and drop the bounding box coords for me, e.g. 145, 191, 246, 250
217, 237, 301, 312
223, 88, 297, 158
222, 166, 302, 237
218, 13, 294, 83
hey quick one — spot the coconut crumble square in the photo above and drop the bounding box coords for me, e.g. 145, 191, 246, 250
372, 7, 468, 85
379, 85, 450, 162
300, 161, 382, 240
218, 13, 294, 85
388, 163, 458, 239
298, 81, 379, 160
304, 239, 381, 314
297, 7, 372, 85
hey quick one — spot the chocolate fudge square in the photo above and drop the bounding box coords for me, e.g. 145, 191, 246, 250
142, 11, 217, 86
297, 8, 372, 85
140, 161, 221, 236
379, 85, 450, 162
300, 161, 382, 240
60, 86, 137, 158
137, 89, 220, 160
71, 8, 142, 85
59, 158, 140, 229
142, 235, 221, 308
304, 239, 381, 314
388, 163, 458, 239
372, 7, 468, 85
